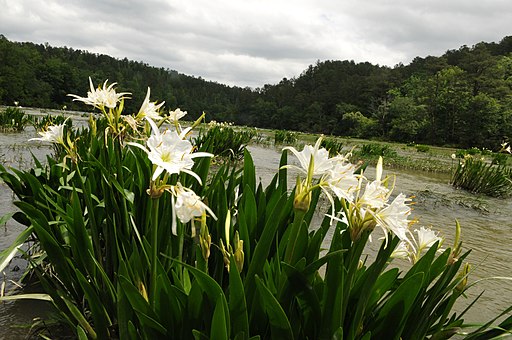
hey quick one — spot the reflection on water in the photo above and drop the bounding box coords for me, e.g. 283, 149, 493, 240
0, 130, 511, 336
248, 144, 512, 324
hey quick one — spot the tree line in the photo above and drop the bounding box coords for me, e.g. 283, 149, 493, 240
1, 34, 511, 149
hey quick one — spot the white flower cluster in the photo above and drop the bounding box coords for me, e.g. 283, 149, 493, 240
29, 119, 67, 145
129, 117, 212, 183
66, 79, 216, 234
68, 78, 131, 110
129, 117, 214, 233
285, 137, 442, 262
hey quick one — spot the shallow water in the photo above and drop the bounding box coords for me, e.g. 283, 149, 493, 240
0, 129, 54, 339
0, 110, 87, 338
0, 128, 511, 337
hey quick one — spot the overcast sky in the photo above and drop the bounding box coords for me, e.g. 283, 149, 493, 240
1, 0, 511, 88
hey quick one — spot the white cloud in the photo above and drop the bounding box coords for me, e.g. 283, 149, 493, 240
0, 0, 510, 87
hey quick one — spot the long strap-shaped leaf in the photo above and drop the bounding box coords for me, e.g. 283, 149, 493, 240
255, 275, 293, 340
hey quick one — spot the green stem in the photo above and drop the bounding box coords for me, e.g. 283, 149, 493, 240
341, 230, 370, 326
284, 209, 307, 264
177, 221, 185, 281
150, 197, 160, 305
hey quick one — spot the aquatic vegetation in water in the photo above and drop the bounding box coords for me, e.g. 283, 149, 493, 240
358, 142, 398, 158
415, 144, 430, 153
0, 107, 31, 132
193, 121, 256, 160
274, 129, 297, 145
1, 80, 512, 339
451, 155, 512, 197
320, 136, 344, 156
32, 113, 68, 131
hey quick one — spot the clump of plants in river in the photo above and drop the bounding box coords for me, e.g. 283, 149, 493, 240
415, 144, 431, 153
274, 129, 298, 145
320, 136, 344, 156
451, 154, 512, 197
1, 79, 512, 339
357, 142, 398, 158
32, 113, 68, 131
0, 107, 31, 132
193, 120, 256, 160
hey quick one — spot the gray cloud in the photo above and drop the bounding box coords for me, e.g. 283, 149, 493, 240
1, 0, 510, 87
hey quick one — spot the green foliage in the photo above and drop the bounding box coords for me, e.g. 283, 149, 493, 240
358, 143, 397, 158
274, 129, 297, 145
415, 144, 430, 153
0, 107, 31, 131
32, 113, 67, 130
193, 121, 256, 160
466, 147, 481, 155
491, 152, 509, 165
451, 156, 512, 197
321, 137, 344, 156
341, 111, 377, 138
387, 96, 428, 142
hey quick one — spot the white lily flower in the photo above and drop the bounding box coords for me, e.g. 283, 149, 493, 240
324, 154, 359, 202
358, 157, 389, 209
129, 117, 212, 183
359, 180, 389, 210
391, 241, 412, 261
137, 87, 165, 120
283, 137, 333, 176
372, 193, 413, 246
68, 77, 130, 109
169, 108, 187, 122
29, 120, 67, 145
414, 226, 442, 253
171, 183, 217, 234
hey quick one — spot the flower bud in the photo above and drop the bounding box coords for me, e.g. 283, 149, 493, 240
233, 231, 244, 272
138, 281, 149, 302
219, 239, 231, 272
455, 263, 470, 293
199, 232, 211, 260
293, 178, 311, 212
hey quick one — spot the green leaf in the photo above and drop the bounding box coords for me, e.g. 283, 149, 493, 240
192, 329, 210, 340
243, 148, 256, 194
255, 275, 293, 340
0, 226, 33, 273
60, 293, 97, 339
118, 276, 167, 335
278, 150, 288, 194
372, 272, 425, 339
0, 211, 15, 225
169, 259, 231, 337
211, 299, 229, 340
366, 268, 400, 309
0, 293, 52, 302
245, 193, 289, 295
75, 269, 110, 339
77, 325, 88, 340
241, 184, 257, 242
69, 189, 95, 275
229, 255, 249, 338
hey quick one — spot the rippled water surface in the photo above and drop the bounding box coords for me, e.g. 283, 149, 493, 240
1, 123, 511, 337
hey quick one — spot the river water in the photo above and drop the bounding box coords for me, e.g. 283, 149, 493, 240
0, 117, 511, 337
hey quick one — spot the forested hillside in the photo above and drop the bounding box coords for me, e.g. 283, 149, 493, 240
1, 34, 511, 148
